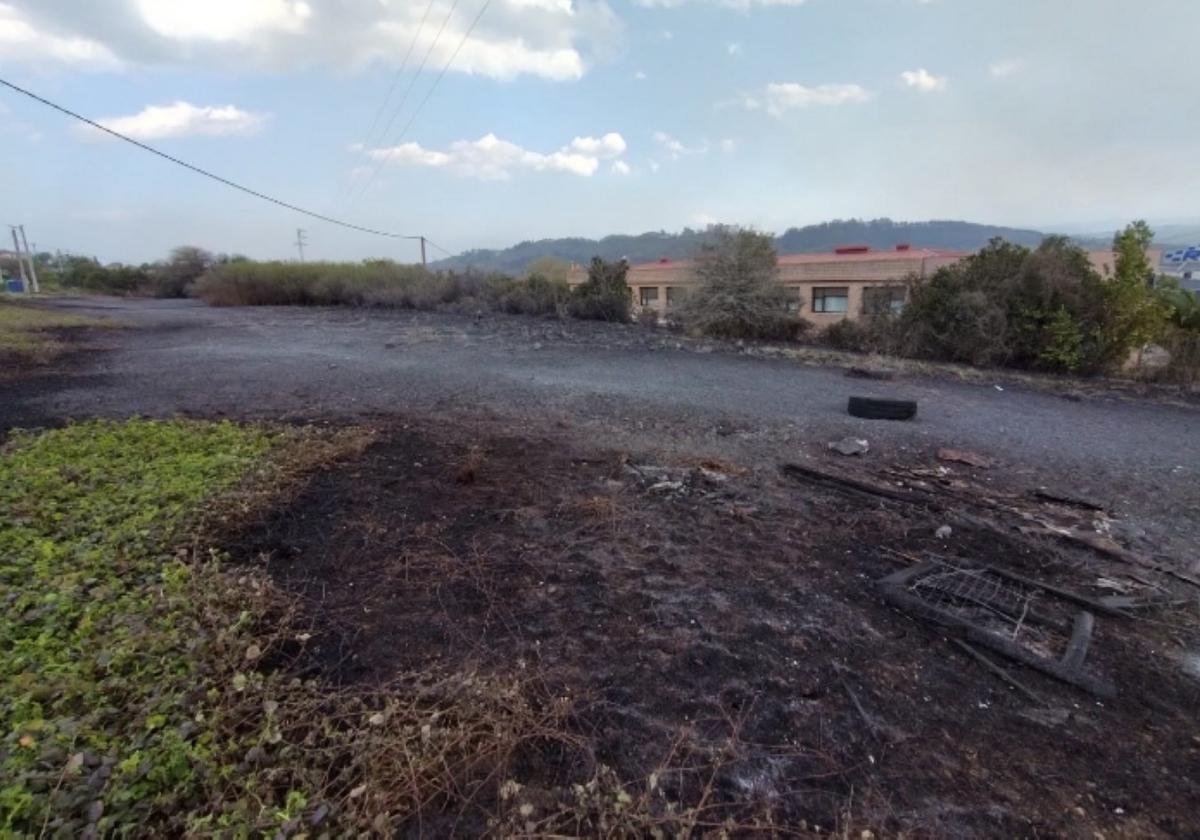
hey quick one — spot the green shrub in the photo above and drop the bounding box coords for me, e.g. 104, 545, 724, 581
567, 257, 631, 322
819, 319, 868, 352
676, 227, 804, 341
53, 256, 153, 296
192, 261, 433, 307
1158, 327, 1200, 384
496, 273, 570, 316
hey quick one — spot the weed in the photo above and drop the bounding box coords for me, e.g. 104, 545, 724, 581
0, 301, 109, 372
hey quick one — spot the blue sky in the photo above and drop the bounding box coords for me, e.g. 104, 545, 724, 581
1, 0, 1197, 263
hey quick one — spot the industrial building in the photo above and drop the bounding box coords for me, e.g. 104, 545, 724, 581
568, 244, 1167, 325
568, 245, 965, 326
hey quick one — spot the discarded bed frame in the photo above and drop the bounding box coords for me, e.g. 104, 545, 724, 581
876, 560, 1117, 698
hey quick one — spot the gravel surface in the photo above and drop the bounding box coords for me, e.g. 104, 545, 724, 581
7, 296, 1199, 555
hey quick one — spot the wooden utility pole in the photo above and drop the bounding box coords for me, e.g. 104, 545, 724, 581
419, 235, 427, 267
295, 228, 307, 262
18, 225, 38, 292
9, 227, 29, 292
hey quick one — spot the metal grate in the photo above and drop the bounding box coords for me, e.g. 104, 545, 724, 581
877, 558, 1116, 697
908, 566, 1069, 657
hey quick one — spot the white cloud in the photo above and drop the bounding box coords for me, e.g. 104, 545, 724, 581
610, 159, 631, 175
134, 0, 312, 42
16, 0, 622, 82
652, 130, 707, 159
691, 212, 718, 226
648, 159, 661, 173
82, 102, 267, 140
636, 0, 806, 7
718, 138, 736, 152
0, 2, 121, 69
989, 57, 1024, 78
567, 132, 627, 157
727, 42, 741, 56
900, 67, 947, 92
748, 82, 871, 115
632, 69, 647, 80
363, 131, 627, 180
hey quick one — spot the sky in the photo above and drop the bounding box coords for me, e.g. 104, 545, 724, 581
0, 0, 1197, 264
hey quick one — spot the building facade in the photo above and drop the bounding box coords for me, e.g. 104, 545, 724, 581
567, 244, 1168, 324
567, 245, 966, 326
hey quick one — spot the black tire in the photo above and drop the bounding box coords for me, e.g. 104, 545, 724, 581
847, 395, 917, 421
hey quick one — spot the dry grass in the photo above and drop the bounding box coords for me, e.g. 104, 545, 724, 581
0, 300, 110, 372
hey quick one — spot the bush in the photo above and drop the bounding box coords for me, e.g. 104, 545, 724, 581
496, 273, 570, 316
894, 236, 1134, 373
635, 306, 660, 327
676, 227, 804, 341
152, 246, 215, 298
567, 257, 631, 322
820, 319, 866, 352
193, 261, 437, 307
53, 256, 153, 296
1158, 327, 1200, 384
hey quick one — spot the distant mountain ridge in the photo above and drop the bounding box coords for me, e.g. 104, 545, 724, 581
431, 219, 1051, 273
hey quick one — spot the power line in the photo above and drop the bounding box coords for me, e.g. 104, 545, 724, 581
333, 0, 437, 205
0, 76, 423, 242
424, 238, 455, 259
347, 0, 464, 204
349, 0, 490, 204
358, 0, 437, 153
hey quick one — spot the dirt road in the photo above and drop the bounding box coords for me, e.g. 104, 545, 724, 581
6, 297, 1197, 552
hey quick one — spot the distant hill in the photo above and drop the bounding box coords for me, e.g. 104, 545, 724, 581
1072, 224, 1200, 251
431, 218, 1050, 273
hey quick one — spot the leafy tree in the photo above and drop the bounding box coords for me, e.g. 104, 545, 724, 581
1100, 221, 1170, 362
567, 257, 631, 322
899, 238, 1025, 366
677, 227, 801, 340
154, 245, 215, 298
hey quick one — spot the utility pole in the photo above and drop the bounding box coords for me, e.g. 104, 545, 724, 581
9, 227, 29, 292
18, 225, 38, 293
419, 235, 427, 268
295, 228, 307, 262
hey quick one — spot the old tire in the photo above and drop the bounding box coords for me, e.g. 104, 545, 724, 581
847, 396, 917, 421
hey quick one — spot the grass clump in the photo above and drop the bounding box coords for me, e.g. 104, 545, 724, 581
0, 301, 106, 371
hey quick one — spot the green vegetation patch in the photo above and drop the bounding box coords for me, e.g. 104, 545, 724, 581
0, 419, 274, 835
0, 301, 106, 369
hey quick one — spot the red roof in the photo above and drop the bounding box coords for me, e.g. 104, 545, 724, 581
629, 248, 966, 271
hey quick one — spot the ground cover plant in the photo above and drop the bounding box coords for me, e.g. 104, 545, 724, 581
0, 419, 278, 834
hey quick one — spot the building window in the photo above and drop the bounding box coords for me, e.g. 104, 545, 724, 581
812, 286, 849, 313
639, 286, 659, 307
862, 285, 906, 315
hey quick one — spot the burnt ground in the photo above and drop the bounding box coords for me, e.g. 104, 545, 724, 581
224, 414, 1200, 838
6, 298, 1200, 836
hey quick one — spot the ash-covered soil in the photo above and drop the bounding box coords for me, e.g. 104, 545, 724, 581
224, 414, 1200, 838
